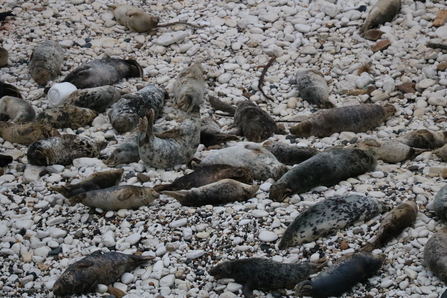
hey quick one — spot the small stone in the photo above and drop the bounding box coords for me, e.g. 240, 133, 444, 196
160, 274, 175, 287
340, 240, 349, 250
372, 40, 391, 52
186, 250, 205, 259
169, 218, 188, 228
137, 173, 150, 183
258, 230, 278, 242
153, 31, 189, 46
125, 233, 141, 245
103, 230, 116, 247
397, 82, 416, 93
416, 79, 436, 90
438, 61, 447, 71
23, 165, 45, 183
121, 272, 134, 284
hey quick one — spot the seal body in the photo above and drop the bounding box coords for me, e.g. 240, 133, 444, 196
279, 195, 384, 249
433, 184, 447, 223
200, 116, 239, 147
53, 251, 154, 296
108, 4, 158, 32
172, 62, 205, 112
361, 201, 418, 252
50, 168, 124, 198
153, 164, 253, 192
110, 84, 167, 134
398, 129, 447, 149
0, 121, 60, 145
29, 40, 64, 86
62, 58, 143, 89
0, 47, 8, 67
63, 85, 123, 113
209, 258, 321, 298
105, 130, 140, 166
295, 253, 385, 298
262, 141, 318, 166
289, 104, 396, 138
354, 137, 418, 163
0, 96, 35, 122
295, 69, 333, 108
69, 185, 159, 211
27, 135, 106, 166
424, 227, 447, 283
359, 0, 401, 35
200, 142, 288, 181
0, 81, 22, 99
162, 179, 259, 206
269, 148, 376, 202
36, 104, 98, 129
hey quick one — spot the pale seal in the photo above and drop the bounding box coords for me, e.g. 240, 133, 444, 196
29, 40, 64, 86
294, 69, 334, 108
354, 137, 421, 163
398, 129, 447, 149
359, 0, 401, 35
172, 62, 205, 112
0, 96, 35, 122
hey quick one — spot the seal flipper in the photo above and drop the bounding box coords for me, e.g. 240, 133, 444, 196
49, 185, 72, 198
294, 280, 313, 297
138, 110, 153, 147
161, 190, 188, 204
242, 281, 255, 298
69, 193, 87, 205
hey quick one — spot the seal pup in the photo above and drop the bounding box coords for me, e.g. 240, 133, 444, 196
0, 121, 59, 145
27, 134, 106, 166
172, 62, 205, 112
69, 185, 159, 211
278, 195, 385, 249
289, 104, 396, 138
29, 40, 64, 86
50, 168, 124, 198
53, 251, 154, 297
0, 47, 8, 67
0, 81, 22, 99
294, 69, 334, 109
361, 201, 418, 252
105, 130, 140, 167
269, 148, 376, 202
209, 258, 326, 298
295, 252, 385, 298
262, 140, 318, 166
424, 227, 447, 283
162, 179, 259, 206
359, 0, 401, 35
62, 58, 143, 89
354, 137, 421, 163
433, 184, 447, 223
0, 96, 35, 122
398, 129, 447, 149
36, 104, 98, 129
154, 164, 253, 192
199, 142, 288, 181
63, 85, 123, 113
109, 84, 167, 134
138, 106, 201, 169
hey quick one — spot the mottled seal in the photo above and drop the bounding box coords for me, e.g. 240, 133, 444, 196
69, 185, 159, 211
0, 121, 59, 145
398, 129, 447, 149
53, 251, 154, 297
172, 62, 205, 112
294, 69, 334, 108
199, 142, 288, 181
154, 164, 253, 192
109, 84, 167, 134
269, 148, 376, 202
278, 195, 385, 249
424, 227, 447, 283
209, 258, 325, 298
50, 168, 124, 198
200, 116, 239, 147
0, 96, 35, 122
27, 134, 106, 166
0, 81, 22, 99
162, 179, 259, 206
289, 104, 396, 138
359, 0, 401, 35
433, 184, 447, 223
29, 40, 64, 86
262, 141, 318, 166
361, 200, 418, 252
36, 104, 98, 129
63, 85, 123, 113
354, 137, 420, 163
62, 58, 143, 89
104, 130, 140, 167
138, 107, 201, 169
295, 252, 385, 298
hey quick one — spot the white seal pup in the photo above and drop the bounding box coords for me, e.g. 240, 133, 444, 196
29, 40, 64, 86
172, 62, 205, 112
0, 96, 35, 122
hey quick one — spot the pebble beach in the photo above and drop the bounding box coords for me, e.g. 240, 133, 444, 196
2, 0, 447, 297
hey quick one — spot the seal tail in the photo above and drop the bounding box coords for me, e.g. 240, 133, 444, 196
49, 185, 72, 198
295, 280, 313, 297
124, 59, 144, 78
153, 184, 172, 192
161, 190, 187, 204
68, 193, 87, 205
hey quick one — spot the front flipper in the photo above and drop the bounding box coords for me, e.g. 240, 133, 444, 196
242, 282, 255, 298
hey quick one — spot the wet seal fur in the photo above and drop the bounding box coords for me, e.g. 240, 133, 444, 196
269, 148, 376, 202
279, 194, 385, 249
398, 129, 447, 149
172, 62, 205, 112
0, 121, 60, 145
153, 164, 253, 192
36, 104, 98, 129
29, 40, 64, 86
63, 85, 123, 113
0, 96, 35, 122
110, 84, 167, 134
424, 227, 447, 283
359, 0, 401, 35
69, 185, 159, 211
50, 168, 124, 198
361, 200, 418, 253
354, 137, 421, 163
289, 104, 396, 138
209, 258, 325, 298
53, 251, 154, 296
295, 252, 385, 298
62, 58, 143, 89
294, 69, 334, 108
162, 178, 259, 206
27, 134, 106, 166
433, 184, 447, 223
262, 140, 318, 166
105, 129, 140, 166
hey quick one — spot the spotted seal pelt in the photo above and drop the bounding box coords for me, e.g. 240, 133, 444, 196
424, 227, 447, 283
0, 96, 35, 122
0, 121, 60, 145
29, 40, 64, 86
262, 140, 318, 166
104, 130, 140, 167
172, 62, 205, 112
294, 69, 334, 109
36, 104, 98, 129
359, 0, 401, 35
398, 129, 447, 149
63, 85, 123, 113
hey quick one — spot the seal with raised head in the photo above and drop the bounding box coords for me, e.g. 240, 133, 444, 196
424, 227, 447, 283
162, 178, 259, 206
278, 195, 385, 249
0, 121, 59, 145
359, 0, 401, 35
29, 40, 64, 86
354, 137, 421, 163
398, 129, 447, 149
361, 200, 418, 252
63, 85, 123, 113
36, 104, 98, 129
209, 258, 326, 298
294, 69, 333, 109
262, 140, 318, 166
62, 58, 143, 89
172, 62, 205, 112
432, 184, 447, 223
50, 168, 124, 198
105, 130, 140, 167
269, 148, 376, 202
53, 251, 154, 297
295, 252, 385, 298
0, 96, 35, 122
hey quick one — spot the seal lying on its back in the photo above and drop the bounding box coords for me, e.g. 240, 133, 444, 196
172, 62, 205, 112
278, 195, 385, 249
295, 252, 385, 298
63, 85, 123, 113
62, 58, 143, 89
53, 251, 154, 297
0, 96, 35, 122
29, 40, 64, 86
398, 129, 447, 149
424, 227, 447, 283
359, 0, 401, 35
209, 258, 325, 298
36, 104, 98, 129
0, 121, 59, 145
262, 140, 318, 166
294, 69, 334, 108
